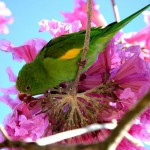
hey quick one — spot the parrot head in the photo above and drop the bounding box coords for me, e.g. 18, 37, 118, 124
16, 62, 51, 95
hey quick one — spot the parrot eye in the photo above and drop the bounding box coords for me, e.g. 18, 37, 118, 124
26, 86, 31, 91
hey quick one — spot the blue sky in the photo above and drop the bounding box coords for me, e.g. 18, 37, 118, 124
0, 0, 150, 148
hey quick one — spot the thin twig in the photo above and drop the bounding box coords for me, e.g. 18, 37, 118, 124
0, 125, 11, 140
71, 0, 92, 96
111, 0, 120, 22
124, 132, 143, 147
36, 121, 117, 146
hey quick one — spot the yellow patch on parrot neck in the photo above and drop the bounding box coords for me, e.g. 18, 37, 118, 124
59, 48, 81, 60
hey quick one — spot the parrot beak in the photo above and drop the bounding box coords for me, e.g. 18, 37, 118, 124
18, 92, 32, 102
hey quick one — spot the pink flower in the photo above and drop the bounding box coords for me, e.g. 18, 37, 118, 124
125, 11, 150, 49
125, 11, 150, 62
4, 103, 50, 141
118, 138, 146, 150
0, 38, 47, 63
79, 35, 150, 96
0, 70, 52, 141
0, 67, 20, 109
140, 108, 150, 131
0, 68, 50, 142
39, 19, 82, 37
78, 34, 150, 127
0, 66, 52, 142
62, 0, 107, 29
39, 0, 107, 37
0, 95, 20, 110
0, 1, 13, 34
112, 47, 150, 97
6, 67, 17, 82
129, 124, 150, 144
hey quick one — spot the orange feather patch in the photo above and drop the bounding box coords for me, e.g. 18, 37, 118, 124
59, 48, 81, 60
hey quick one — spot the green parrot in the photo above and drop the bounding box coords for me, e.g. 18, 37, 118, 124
16, 5, 150, 95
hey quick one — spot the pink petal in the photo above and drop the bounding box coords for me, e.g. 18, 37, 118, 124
0, 23, 9, 34
24, 38, 47, 51
21, 103, 32, 119
0, 2, 12, 16
0, 39, 47, 62
140, 108, 150, 130
0, 39, 12, 52
12, 45, 38, 63
125, 11, 150, 52
39, 19, 51, 32
0, 95, 21, 109
143, 11, 150, 25
62, 0, 107, 30
119, 88, 136, 99
0, 2, 13, 34
39, 19, 82, 37
118, 138, 146, 150
0, 85, 18, 95
4, 106, 50, 141
0, 132, 4, 142
129, 124, 150, 144
15, 127, 28, 136
6, 67, 17, 82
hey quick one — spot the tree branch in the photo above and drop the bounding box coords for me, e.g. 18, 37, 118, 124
71, 0, 92, 96
111, 0, 120, 22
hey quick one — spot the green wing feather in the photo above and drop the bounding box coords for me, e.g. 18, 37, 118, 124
36, 27, 101, 60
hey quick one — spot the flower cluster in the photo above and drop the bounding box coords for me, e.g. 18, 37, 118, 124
0, 1, 13, 34
0, 0, 150, 149
39, 19, 82, 37
39, 0, 107, 36
125, 11, 150, 62
62, 0, 107, 29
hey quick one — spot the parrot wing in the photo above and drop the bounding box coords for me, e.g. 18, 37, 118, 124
36, 28, 101, 60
